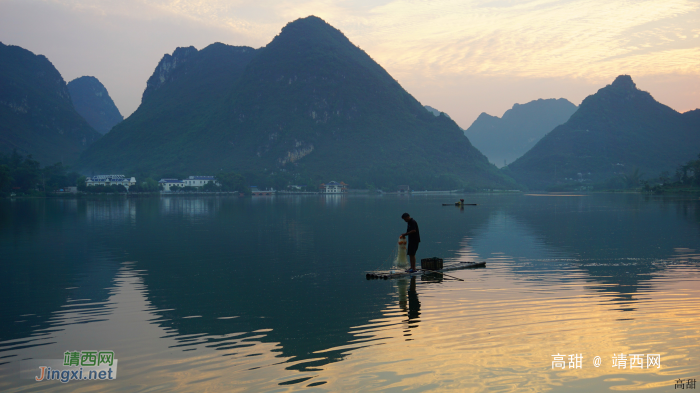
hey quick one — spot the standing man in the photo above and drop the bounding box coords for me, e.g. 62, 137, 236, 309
400, 213, 420, 273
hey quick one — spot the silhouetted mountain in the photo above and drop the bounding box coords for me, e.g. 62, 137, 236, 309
683, 109, 700, 127
424, 105, 452, 120
506, 75, 700, 189
67, 76, 123, 134
77, 16, 514, 190
0, 42, 101, 165
465, 98, 577, 167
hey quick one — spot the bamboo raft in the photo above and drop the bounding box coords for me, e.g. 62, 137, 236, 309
366, 261, 486, 280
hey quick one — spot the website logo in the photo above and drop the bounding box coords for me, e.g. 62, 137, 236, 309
20, 350, 118, 383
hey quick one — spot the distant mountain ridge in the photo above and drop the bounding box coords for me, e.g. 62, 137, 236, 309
424, 105, 452, 120
77, 41, 259, 173
506, 75, 700, 189
67, 76, 123, 134
0, 42, 101, 165
465, 98, 577, 167
77, 16, 515, 190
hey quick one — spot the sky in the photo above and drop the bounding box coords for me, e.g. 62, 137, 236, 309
1, 0, 699, 128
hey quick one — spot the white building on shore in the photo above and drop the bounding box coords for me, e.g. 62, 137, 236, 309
183, 176, 218, 187
86, 175, 136, 190
159, 179, 185, 192
160, 176, 219, 191
320, 181, 348, 193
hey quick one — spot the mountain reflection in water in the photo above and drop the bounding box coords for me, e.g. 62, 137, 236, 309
0, 194, 698, 392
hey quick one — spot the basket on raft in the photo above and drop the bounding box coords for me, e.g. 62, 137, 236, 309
421, 257, 443, 270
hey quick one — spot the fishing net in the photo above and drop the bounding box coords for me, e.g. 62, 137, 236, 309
371, 237, 409, 272
396, 237, 408, 268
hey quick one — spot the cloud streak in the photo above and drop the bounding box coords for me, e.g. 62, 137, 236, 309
2, 0, 698, 123
359, 0, 700, 81
58, 0, 699, 80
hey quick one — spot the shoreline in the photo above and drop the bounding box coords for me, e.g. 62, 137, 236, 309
4, 188, 699, 200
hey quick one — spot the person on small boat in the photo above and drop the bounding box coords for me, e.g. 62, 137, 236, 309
456, 198, 465, 205
400, 213, 421, 273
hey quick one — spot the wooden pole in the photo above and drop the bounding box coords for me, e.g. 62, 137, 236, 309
420, 269, 464, 281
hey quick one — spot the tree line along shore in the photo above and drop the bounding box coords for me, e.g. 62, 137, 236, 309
2, 150, 698, 198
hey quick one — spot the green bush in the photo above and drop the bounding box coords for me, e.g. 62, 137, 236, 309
0, 150, 81, 195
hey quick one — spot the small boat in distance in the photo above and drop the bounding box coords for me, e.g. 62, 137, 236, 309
443, 199, 477, 206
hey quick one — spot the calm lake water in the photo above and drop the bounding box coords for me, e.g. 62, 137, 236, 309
0, 194, 699, 392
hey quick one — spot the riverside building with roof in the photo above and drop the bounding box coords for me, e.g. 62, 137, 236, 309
86, 175, 136, 190
183, 176, 218, 187
160, 176, 219, 191
159, 179, 185, 192
319, 181, 348, 193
